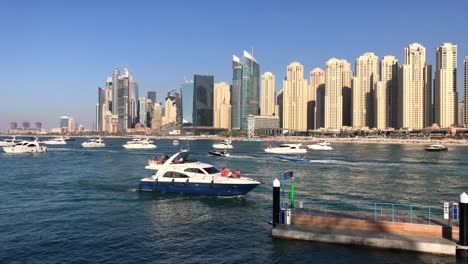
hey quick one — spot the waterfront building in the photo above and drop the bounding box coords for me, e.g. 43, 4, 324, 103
276, 90, 283, 128
147, 91, 156, 103
138, 97, 147, 127
181, 80, 194, 126
213, 82, 231, 129
152, 102, 162, 131
353, 52, 379, 128
68, 117, 75, 133
193, 75, 214, 127
9, 122, 17, 130
146, 98, 154, 128
398, 43, 432, 129
231, 50, 260, 130
458, 101, 464, 127
283, 62, 309, 132
60, 116, 69, 132
465, 57, 468, 126
310, 68, 326, 129
342, 65, 353, 127
103, 112, 118, 133
162, 97, 177, 126
324, 58, 352, 129
376, 56, 399, 129
260, 72, 275, 116
111, 68, 139, 132
243, 115, 280, 132
435, 43, 457, 128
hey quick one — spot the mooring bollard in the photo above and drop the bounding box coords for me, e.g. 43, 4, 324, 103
273, 178, 280, 226
460, 192, 468, 246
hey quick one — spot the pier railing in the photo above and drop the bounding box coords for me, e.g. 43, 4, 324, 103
287, 200, 455, 226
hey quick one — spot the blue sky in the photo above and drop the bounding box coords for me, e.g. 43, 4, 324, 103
1, 0, 467, 130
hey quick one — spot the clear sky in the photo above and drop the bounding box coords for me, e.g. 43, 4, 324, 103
1, 0, 467, 130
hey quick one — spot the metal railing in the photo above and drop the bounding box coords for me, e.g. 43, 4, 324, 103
284, 199, 454, 226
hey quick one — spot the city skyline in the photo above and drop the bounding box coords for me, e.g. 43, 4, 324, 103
1, 1, 468, 130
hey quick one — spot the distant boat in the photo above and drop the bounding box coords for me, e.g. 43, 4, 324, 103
276, 155, 307, 162
82, 137, 105, 148
208, 149, 230, 157
3, 138, 48, 154
425, 144, 448, 152
264, 143, 307, 154
212, 139, 233, 149
307, 141, 333, 150
123, 138, 157, 150
42, 137, 67, 145
0, 136, 19, 147
173, 140, 179, 146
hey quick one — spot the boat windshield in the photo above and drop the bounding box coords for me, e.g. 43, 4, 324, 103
204, 167, 220, 174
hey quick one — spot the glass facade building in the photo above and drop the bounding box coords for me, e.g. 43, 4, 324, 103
231, 51, 260, 130
147, 91, 156, 103
181, 81, 194, 125
193, 75, 214, 127
138, 97, 147, 127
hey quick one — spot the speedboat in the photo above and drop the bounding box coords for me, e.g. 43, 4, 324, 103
212, 139, 233, 149
3, 139, 48, 154
82, 137, 105, 148
208, 150, 230, 157
277, 155, 307, 162
307, 141, 333, 150
173, 140, 179, 146
0, 136, 19, 147
264, 143, 307, 154
140, 151, 260, 196
123, 138, 156, 149
42, 137, 67, 145
425, 144, 448, 152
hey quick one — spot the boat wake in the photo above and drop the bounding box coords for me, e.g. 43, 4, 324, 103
308, 159, 400, 167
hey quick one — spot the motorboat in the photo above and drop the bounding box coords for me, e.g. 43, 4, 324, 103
277, 155, 307, 162
123, 138, 157, 149
264, 143, 307, 154
307, 141, 333, 150
64, 137, 75, 141
140, 151, 260, 196
81, 137, 105, 148
173, 140, 179, 146
425, 144, 448, 152
3, 139, 48, 154
208, 150, 230, 157
0, 136, 19, 147
212, 139, 233, 149
42, 137, 67, 145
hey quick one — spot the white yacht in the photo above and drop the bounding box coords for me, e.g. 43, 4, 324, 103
123, 138, 157, 150
81, 137, 105, 148
173, 140, 179, 146
3, 139, 48, 154
264, 143, 307, 154
307, 141, 333, 150
42, 137, 67, 145
425, 144, 448, 152
212, 139, 233, 149
0, 136, 19, 147
141, 152, 260, 196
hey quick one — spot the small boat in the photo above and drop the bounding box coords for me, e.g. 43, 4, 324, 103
42, 137, 67, 145
3, 139, 48, 154
123, 138, 157, 149
64, 137, 75, 141
212, 139, 233, 149
82, 137, 105, 148
307, 141, 333, 150
140, 151, 260, 196
264, 143, 307, 154
208, 150, 230, 157
173, 140, 179, 146
277, 155, 307, 161
425, 144, 448, 152
0, 136, 19, 147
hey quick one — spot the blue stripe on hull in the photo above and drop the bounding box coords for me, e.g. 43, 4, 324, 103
138, 181, 258, 196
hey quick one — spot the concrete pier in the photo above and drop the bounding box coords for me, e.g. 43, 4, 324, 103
272, 214, 458, 256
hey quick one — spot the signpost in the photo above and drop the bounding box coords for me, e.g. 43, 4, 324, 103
453, 202, 459, 220
444, 202, 449, 220
282, 171, 294, 208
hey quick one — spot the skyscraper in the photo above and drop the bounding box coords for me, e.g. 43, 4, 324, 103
377, 56, 399, 129
152, 102, 162, 132
353, 52, 379, 128
138, 97, 147, 127
324, 58, 352, 129
283, 62, 309, 131
193, 75, 214, 127
435, 43, 457, 127
465, 57, 468, 126
110, 68, 139, 132
277, 90, 283, 128
260, 72, 275, 116
231, 51, 260, 130
147, 91, 156, 103
181, 81, 194, 125
398, 43, 432, 129
162, 97, 177, 125
310, 68, 325, 129
213, 82, 231, 129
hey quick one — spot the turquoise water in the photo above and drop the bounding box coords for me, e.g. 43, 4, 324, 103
1, 138, 466, 263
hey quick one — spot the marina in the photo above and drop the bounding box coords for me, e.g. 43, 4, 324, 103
0, 137, 467, 263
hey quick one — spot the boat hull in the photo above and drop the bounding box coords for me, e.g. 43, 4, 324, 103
264, 149, 307, 154
277, 155, 306, 161
212, 144, 233, 149
3, 146, 48, 153
123, 144, 157, 149
138, 181, 258, 196
425, 148, 448, 152
307, 145, 333, 150
82, 143, 105, 148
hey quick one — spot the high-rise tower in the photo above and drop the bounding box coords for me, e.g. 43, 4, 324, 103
353, 52, 379, 128
435, 43, 457, 127
282, 62, 309, 131
213, 82, 231, 129
310, 68, 325, 129
325, 59, 352, 129
261, 72, 275, 116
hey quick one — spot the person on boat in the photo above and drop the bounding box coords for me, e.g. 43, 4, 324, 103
220, 167, 227, 177
227, 168, 233, 178
234, 169, 240, 178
